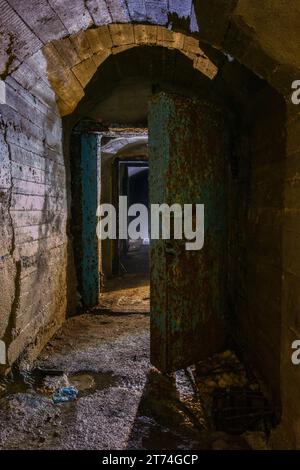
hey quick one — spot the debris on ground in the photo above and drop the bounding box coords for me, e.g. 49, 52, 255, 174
0, 281, 276, 450
38, 373, 69, 395
52, 386, 78, 404
212, 387, 274, 435
191, 349, 275, 442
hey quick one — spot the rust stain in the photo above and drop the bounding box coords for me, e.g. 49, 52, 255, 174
149, 92, 229, 372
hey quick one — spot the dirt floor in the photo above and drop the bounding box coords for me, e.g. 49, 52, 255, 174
0, 275, 271, 450
99, 274, 150, 313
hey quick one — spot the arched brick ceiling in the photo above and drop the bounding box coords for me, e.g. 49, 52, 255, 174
1, 0, 300, 116
44, 24, 218, 115
0, 0, 199, 77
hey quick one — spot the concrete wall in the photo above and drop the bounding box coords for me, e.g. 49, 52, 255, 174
229, 84, 286, 409
0, 75, 67, 369
275, 105, 300, 448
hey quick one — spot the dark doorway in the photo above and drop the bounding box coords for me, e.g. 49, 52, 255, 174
118, 161, 150, 276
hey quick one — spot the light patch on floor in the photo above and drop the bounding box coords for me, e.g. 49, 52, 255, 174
99, 274, 150, 313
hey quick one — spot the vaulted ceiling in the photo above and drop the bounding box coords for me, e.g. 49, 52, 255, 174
1, 0, 300, 117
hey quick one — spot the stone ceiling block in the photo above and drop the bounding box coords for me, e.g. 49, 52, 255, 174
52, 38, 82, 68
133, 25, 158, 45
7, 0, 68, 43
93, 25, 114, 49
72, 57, 98, 88
71, 31, 95, 61
126, 0, 147, 22
85, 0, 112, 25
48, 0, 93, 34
106, 0, 130, 22
109, 24, 135, 47
144, 0, 168, 25
156, 28, 176, 47
92, 49, 111, 67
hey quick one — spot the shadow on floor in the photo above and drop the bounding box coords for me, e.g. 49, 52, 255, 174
127, 368, 204, 450
126, 368, 253, 450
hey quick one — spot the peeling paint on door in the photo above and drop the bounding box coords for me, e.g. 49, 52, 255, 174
149, 93, 229, 372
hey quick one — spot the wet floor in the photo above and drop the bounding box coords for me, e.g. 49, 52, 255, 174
0, 275, 271, 450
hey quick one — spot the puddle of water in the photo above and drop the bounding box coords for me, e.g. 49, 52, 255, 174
0, 368, 120, 400
67, 371, 119, 397
0, 369, 35, 397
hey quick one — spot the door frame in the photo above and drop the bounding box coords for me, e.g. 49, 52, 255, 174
111, 156, 149, 276
70, 128, 102, 308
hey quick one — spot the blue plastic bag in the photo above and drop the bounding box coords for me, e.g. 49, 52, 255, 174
52, 386, 78, 404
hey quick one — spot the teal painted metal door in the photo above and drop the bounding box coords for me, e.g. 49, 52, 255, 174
149, 93, 229, 372
81, 133, 100, 307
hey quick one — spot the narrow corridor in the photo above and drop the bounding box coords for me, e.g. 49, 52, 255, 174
1, 0, 299, 452
0, 284, 269, 450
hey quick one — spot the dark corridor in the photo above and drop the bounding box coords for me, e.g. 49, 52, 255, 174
1, 0, 299, 453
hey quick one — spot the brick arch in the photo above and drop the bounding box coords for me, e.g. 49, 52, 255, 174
3, 0, 300, 116
42, 24, 218, 116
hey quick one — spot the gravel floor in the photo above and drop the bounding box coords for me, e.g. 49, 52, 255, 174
0, 276, 268, 450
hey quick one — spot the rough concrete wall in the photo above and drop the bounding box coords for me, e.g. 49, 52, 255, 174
229, 85, 286, 409
194, 0, 300, 92
275, 105, 300, 448
0, 72, 67, 369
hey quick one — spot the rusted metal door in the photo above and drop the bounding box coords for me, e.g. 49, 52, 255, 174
149, 93, 229, 372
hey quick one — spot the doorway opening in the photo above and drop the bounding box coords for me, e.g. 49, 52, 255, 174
68, 45, 286, 431
70, 127, 150, 315
101, 134, 151, 315
118, 160, 149, 277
